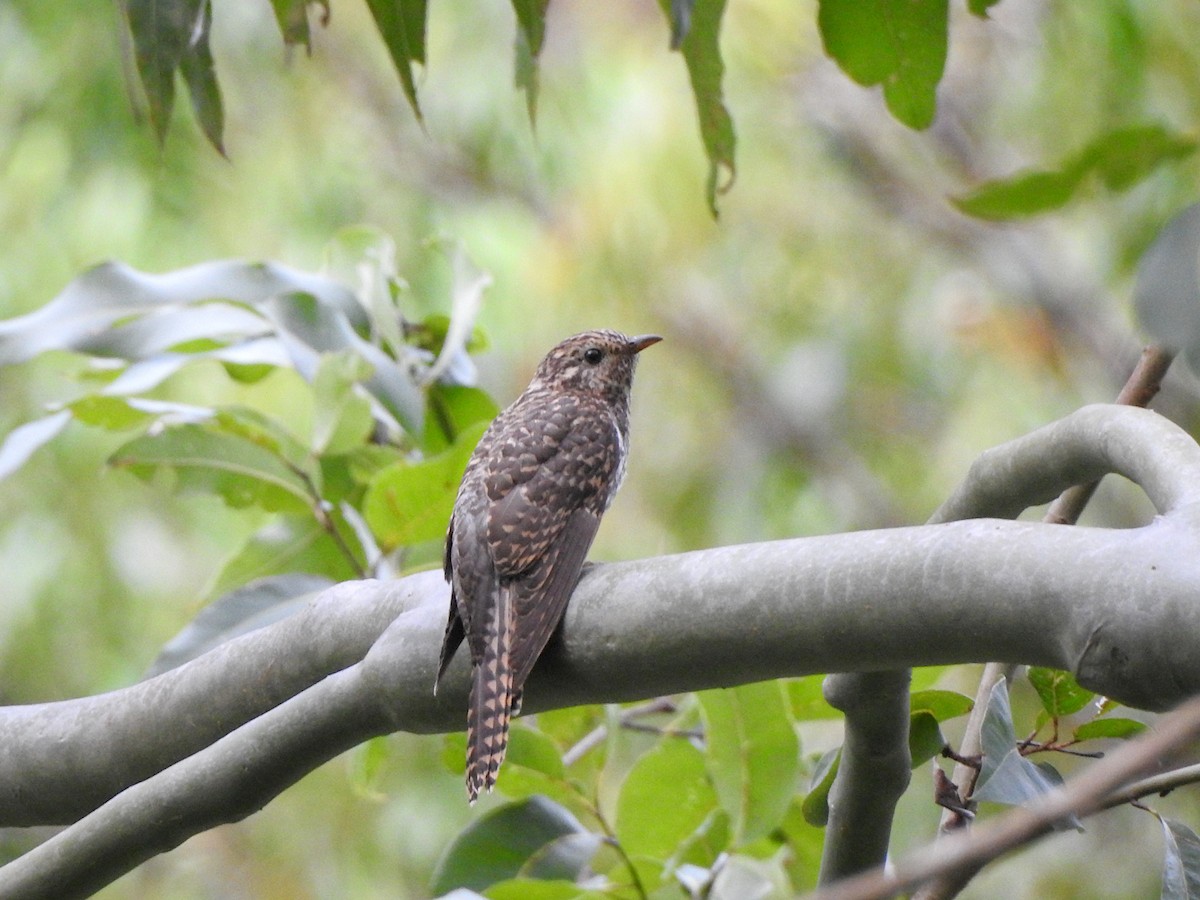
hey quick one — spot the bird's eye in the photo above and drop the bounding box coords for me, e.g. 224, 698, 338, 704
583, 347, 604, 365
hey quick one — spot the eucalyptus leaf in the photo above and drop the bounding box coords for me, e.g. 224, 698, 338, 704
1160, 816, 1200, 900
660, 0, 736, 217
0, 260, 364, 366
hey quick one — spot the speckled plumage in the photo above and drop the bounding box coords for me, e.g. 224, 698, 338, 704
437, 329, 661, 802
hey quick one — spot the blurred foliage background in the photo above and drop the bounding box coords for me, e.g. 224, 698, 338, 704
3, 0, 1200, 897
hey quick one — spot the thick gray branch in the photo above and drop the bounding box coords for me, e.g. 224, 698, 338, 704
3, 404, 1200, 895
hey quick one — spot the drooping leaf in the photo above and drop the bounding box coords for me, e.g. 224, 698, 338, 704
0, 411, 72, 481
110, 424, 314, 513
365, 0, 428, 122
697, 682, 799, 844
615, 739, 718, 859
363, 421, 486, 548
145, 573, 333, 677
1027, 667, 1094, 719
972, 679, 1080, 828
511, 0, 550, 121
1160, 816, 1200, 900
321, 225, 406, 355
1072, 717, 1147, 742
270, 0, 328, 49
124, 0, 201, 143
660, 0, 736, 217
177, 0, 225, 154
818, 0, 949, 130
954, 124, 1196, 220
429, 796, 588, 895
800, 747, 840, 827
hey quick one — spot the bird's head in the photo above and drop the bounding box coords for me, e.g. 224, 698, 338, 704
530, 330, 662, 402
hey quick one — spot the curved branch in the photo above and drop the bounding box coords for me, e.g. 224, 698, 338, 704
0, 580, 411, 824
3, 405, 1200, 895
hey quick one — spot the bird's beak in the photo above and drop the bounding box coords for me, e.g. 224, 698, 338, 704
628, 334, 663, 354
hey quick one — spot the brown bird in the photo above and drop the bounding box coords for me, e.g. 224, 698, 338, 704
436, 329, 661, 802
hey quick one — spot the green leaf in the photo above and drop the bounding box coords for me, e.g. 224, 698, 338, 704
697, 682, 799, 844
123, 0, 197, 143
270, 0, 327, 49
425, 384, 499, 453
910, 689, 974, 721
430, 796, 588, 895
818, 0, 949, 129
365, 0, 428, 122
967, 0, 1002, 17
110, 424, 313, 513
787, 676, 840, 720
1027, 667, 1094, 719
506, 723, 565, 779
145, 573, 332, 677
208, 514, 362, 597
908, 711, 946, 767
615, 739, 718, 859
800, 747, 840, 828
1072, 717, 1147, 742
511, 0, 550, 121
907, 688, 972, 768
311, 350, 375, 454
68, 395, 157, 431
954, 124, 1196, 220
363, 421, 486, 548
660, 0, 736, 217
177, 0, 225, 154
1160, 816, 1200, 900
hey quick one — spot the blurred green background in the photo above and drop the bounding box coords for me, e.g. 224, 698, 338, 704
3, 0, 1200, 897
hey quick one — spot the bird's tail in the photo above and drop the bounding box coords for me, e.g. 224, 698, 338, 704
466, 595, 515, 803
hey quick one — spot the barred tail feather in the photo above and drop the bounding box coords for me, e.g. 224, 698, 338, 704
466, 595, 515, 803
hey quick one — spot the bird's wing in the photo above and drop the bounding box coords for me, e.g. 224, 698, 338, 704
484, 407, 618, 578
506, 507, 601, 688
